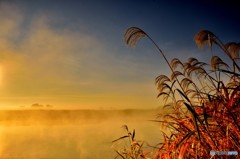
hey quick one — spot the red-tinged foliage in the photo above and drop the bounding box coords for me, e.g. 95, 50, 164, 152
113, 28, 240, 159
153, 30, 240, 159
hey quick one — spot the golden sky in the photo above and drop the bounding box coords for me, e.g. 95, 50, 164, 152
0, 3, 162, 109
0, 1, 238, 109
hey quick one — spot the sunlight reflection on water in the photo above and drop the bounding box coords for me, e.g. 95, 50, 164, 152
0, 111, 162, 159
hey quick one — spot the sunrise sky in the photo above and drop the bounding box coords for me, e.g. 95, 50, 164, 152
0, 0, 239, 109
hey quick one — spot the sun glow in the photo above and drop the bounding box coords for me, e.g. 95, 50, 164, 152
0, 65, 3, 86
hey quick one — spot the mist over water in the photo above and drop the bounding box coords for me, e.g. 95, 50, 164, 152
0, 110, 162, 159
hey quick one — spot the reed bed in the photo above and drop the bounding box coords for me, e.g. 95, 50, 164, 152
112, 27, 240, 159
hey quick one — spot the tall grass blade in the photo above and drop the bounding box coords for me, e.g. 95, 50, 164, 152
132, 129, 135, 141
176, 131, 195, 150
112, 135, 129, 143
184, 102, 202, 140
177, 89, 190, 103
114, 149, 126, 159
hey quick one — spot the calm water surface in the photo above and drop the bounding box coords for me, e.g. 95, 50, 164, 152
0, 110, 162, 159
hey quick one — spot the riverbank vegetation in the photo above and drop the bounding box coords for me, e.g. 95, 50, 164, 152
112, 27, 240, 159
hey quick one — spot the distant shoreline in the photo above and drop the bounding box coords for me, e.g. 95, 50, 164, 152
0, 109, 160, 126
0, 108, 159, 111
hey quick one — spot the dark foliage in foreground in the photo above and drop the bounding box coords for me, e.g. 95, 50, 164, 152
112, 27, 240, 159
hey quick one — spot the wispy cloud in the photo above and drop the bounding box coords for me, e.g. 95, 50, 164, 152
0, 2, 162, 109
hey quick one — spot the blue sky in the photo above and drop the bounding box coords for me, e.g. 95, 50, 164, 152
0, 0, 239, 109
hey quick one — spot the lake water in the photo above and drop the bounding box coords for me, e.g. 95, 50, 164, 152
0, 110, 163, 159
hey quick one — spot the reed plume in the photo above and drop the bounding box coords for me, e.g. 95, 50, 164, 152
112, 27, 240, 159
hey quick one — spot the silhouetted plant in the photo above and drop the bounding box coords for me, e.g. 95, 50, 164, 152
113, 27, 240, 159
112, 125, 152, 159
